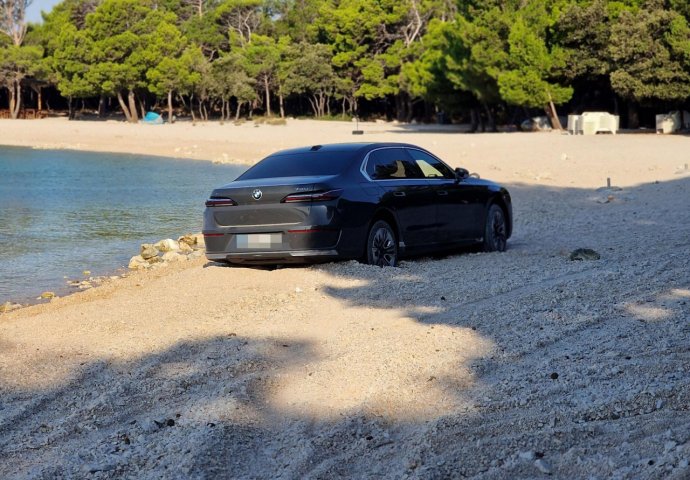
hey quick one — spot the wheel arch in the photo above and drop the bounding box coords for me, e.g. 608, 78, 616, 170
369, 208, 399, 235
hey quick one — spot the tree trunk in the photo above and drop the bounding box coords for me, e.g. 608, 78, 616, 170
483, 102, 497, 132
627, 102, 639, 129
167, 90, 174, 123
198, 98, 204, 121
190, 94, 196, 122
68, 96, 74, 120
547, 96, 563, 131
318, 93, 325, 117
470, 108, 480, 133
308, 97, 318, 117
279, 91, 285, 119
137, 93, 146, 119
127, 90, 139, 123
264, 77, 271, 117
98, 94, 107, 118
235, 101, 242, 121
38, 86, 43, 112
117, 91, 132, 122
395, 94, 402, 122
9, 80, 22, 119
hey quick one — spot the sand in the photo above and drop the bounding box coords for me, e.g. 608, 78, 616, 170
1, 118, 689, 478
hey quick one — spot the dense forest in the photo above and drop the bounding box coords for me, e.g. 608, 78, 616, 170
1, 0, 690, 129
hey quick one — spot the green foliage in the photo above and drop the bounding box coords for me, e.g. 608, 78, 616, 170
280, 42, 336, 116
317, 0, 451, 114
242, 33, 283, 114
7, 0, 690, 123
444, 1, 573, 112
52, 25, 93, 97
0, 44, 43, 83
211, 50, 256, 103
281, 42, 334, 94
182, 10, 227, 58
271, 0, 324, 42
498, 11, 573, 108
215, 0, 264, 46
555, 0, 612, 80
0, 44, 44, 116
147, 47, 203, 97
609, 4, 690, 103
443, 8, 507, 104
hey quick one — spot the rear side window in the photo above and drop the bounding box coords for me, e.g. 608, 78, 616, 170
406, 149, 455, 179
238, 151, 356, 179
365, 148, 423, 180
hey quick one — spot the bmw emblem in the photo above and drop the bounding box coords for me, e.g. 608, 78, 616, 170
251, 189, 263, 200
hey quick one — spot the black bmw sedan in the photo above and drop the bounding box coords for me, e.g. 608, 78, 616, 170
203, 142, 512, 267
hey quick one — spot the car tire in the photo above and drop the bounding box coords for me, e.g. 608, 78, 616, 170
366, 220, 398, 267
483, 204, 507, 252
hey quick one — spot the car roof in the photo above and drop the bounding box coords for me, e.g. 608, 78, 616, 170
268, 142, 425, 157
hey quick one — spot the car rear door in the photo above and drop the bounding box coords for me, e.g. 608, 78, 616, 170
363, 148, 436, 248
405, 148, 485, 243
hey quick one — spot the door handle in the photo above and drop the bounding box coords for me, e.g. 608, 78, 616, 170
393, 191, 406, 197
437, 190, 448, 196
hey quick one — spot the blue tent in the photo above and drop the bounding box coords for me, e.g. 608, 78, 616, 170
142, 112, 164, 124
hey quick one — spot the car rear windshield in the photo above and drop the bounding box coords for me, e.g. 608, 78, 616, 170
238, 151, 356, 179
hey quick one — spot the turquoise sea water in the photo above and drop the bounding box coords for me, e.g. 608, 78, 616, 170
0, 147, 245, 304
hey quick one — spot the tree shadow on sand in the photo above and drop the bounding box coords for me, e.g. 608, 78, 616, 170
1, 178, 690, 478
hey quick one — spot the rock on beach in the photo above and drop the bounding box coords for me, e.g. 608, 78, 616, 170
128, 233, 204, 270
140, 244, 159, 260
154, 239, 180, 252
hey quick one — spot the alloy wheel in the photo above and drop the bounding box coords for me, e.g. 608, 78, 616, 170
369, 223, 397, 267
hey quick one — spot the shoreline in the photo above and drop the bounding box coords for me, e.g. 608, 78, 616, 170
0, 232, 207, 313
0, 136, 246, 310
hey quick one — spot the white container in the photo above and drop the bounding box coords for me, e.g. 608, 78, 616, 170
582, 120, 598, 136
656, 112, 680, 134
581, 112, 619, 135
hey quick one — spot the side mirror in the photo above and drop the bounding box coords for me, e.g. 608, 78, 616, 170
455, 167, 470, 181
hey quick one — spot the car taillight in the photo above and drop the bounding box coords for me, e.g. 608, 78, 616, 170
205, 197, 237, 207
281, 189, 343, 203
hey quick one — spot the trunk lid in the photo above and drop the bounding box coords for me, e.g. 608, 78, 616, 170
207, 175, 336, 228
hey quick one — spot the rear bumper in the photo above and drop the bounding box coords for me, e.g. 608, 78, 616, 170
206, 249, 340, 265
203, 225, 346, 265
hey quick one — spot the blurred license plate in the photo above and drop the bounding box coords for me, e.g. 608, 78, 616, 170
236, 233, 282, 249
